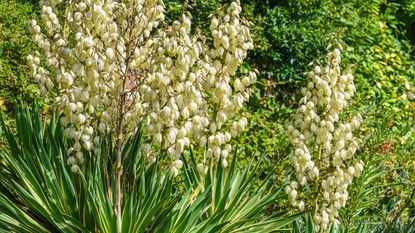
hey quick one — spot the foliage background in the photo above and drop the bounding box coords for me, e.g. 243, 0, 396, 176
1, 0, 415, 231
0, 0, 39, 112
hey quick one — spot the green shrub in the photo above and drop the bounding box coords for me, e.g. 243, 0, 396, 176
339, 0, 415, 117
0, 0, 40, 111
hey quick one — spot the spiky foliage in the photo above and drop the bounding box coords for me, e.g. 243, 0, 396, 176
0, 104, 301, 233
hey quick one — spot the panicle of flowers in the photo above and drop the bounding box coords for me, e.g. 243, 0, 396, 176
27, 0, 255, 175
285, 47, 364, 232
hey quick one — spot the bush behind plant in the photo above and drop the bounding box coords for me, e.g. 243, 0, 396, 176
0, 0, 41, 111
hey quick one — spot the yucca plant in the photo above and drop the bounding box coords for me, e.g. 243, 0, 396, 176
0, 104, 302, 232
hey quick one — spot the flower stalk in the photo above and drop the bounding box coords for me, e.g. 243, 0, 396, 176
286, 46, 364, 232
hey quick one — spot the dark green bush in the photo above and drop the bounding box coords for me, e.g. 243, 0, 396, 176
0, 0, 39, 111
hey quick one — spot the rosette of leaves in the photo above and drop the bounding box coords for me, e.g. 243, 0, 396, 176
0, 104, 301, 233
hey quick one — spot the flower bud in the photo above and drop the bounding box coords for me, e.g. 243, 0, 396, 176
71, 165, 80, 173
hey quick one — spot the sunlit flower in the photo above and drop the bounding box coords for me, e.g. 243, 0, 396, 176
286, 47, 363, 232
28, 0, 255, 173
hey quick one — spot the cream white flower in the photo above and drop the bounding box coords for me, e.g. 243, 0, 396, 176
286, 47, 363, 232
28, 0, 254, 174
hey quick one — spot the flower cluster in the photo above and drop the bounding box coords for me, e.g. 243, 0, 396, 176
27, 0, 255, 174
286, 47, 364, 232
